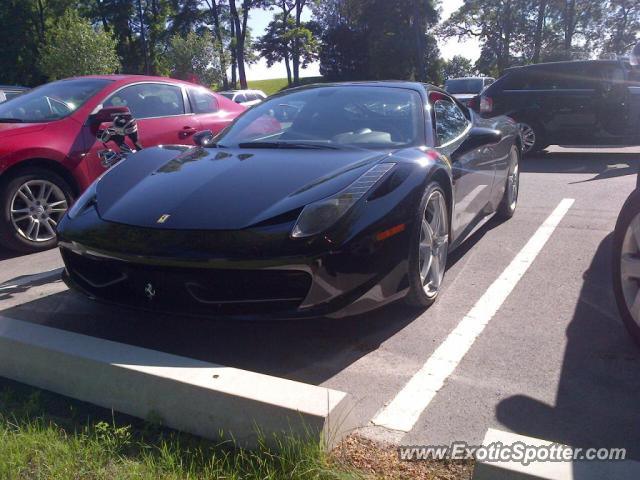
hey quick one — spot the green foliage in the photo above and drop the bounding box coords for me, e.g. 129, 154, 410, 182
165, 31, 223, 86
442, 55, 476, 80
38, 9, 120, 80
439, 0, 640, 75
313, 0, 441, 83
0, 381, 359, 479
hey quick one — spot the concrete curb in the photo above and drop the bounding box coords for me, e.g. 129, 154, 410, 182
473, 428, 640, 480
0, 316, 355, 449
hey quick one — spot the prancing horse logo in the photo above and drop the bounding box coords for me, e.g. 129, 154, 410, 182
144, 282, 156, 300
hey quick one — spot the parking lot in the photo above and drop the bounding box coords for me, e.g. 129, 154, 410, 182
1, 146, 639, 458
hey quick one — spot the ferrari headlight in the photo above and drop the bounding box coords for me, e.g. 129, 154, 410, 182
291, 163, 396, 238
66, 181, 98, 219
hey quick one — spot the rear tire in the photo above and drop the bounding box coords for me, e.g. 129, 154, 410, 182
612, 190, 640, 347
519, 121, 548, 155
0, 168, 74, 253
496, 145, 520, 220
405, 182, 449, 308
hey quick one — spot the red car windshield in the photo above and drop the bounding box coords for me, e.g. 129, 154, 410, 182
0, 78, 111, 123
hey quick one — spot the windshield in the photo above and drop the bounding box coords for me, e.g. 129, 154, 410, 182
216, 86, 424, 149
444, 79, 484, 94
0, 78, 111, 123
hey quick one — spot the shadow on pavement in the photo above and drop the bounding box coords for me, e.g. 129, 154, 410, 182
495, 233, 640, 460
522, 150, 640, 180
0, 285, 424, 386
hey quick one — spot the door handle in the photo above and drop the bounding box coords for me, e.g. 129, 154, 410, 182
180, 126, 198, 138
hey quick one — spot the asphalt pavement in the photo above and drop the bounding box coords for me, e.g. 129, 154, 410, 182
1, 146, 639, 458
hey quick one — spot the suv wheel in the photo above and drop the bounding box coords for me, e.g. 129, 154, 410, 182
0, 168, 74, 253
519, 122, 548, 155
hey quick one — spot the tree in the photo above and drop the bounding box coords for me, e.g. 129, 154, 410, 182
165, 31, 223, 86
228, 0, 265, 89
256, 12, 319, 86
600, 0, 640, 54
203, 0, 231, 89
38, 9, 120, 80
314, 0, 440, 82
442, 55, 475, 79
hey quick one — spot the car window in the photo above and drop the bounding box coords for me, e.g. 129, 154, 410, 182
0, 78, 110, 122
444, 79, 484, 94
104, 83, 185, 118
234, 94, 247, 103
433, 99, 469, 145
188, 88, 218, 114
216, 86, 425, 149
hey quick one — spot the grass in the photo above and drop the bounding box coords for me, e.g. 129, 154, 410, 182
247, 76, 324, 96
0, 378, 361, 480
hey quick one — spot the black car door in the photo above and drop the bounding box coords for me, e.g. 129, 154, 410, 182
536, 64, 597, 144
589, 62, 632, 140
430, 93, 494, 242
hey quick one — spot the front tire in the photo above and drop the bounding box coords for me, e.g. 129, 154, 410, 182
612, 190, 640, 347
496, 145, 520, 220
0, 168, 74, 253
405, 183, 449, 308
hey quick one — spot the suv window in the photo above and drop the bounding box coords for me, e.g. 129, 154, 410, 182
502, 64, 593, 90
434, 99, 469, 145
104, 83, 185, 118
188, 88, 218, 114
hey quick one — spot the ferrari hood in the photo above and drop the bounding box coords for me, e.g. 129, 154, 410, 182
96, 145, 390, 230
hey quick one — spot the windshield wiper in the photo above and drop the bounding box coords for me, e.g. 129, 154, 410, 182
0, 118, 23, 123
237, 141, 339, 150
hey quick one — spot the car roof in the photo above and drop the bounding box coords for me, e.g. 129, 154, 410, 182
504, 59, 625, 73
283, 80, 433, 94
59, 74, 207, 89
445, 77, 494, 81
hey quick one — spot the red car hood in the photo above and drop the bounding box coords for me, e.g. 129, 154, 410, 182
0, 122, 47, 138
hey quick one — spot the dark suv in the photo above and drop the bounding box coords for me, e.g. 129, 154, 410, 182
476, 60, 640, 153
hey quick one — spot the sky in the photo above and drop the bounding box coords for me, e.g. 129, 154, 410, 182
244, 0, 482, 81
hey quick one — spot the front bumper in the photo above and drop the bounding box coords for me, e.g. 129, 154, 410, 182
58, 208, 412, 319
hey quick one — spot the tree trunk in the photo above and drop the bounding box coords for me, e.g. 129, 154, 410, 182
412, 0, 426, 81
292, 0, 306, 85
136, 0, 150, 74
206, 0, 229, 89
532, 0, 547, 63
498, 0, 512, 73
36, 0, 46, 44
563, 0, 576, 57
230, 15, 237, 88
280, 1, 293, 86
229, 0, 248, 89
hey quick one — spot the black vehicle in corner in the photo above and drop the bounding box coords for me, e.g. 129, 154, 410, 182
476, 59, 640, 154
57, 81, 521, 319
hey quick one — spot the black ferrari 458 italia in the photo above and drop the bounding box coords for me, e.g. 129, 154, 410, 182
58, 81, 522, 319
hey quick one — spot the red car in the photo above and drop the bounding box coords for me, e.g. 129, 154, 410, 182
0, 75, 245, 252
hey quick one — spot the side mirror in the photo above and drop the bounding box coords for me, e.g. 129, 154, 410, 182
453, 127, 502, 159
194, 130, 215, 147
89, 106, 131, 125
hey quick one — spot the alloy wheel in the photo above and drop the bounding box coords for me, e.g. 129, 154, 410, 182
519, 123, 536, 153
620, 212, 640, 328
10, 179, 68, 243
507, 150, 520, 211
419, 190, 448, 297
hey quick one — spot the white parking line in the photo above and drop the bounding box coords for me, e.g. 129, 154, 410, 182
372, 198, 575, 433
